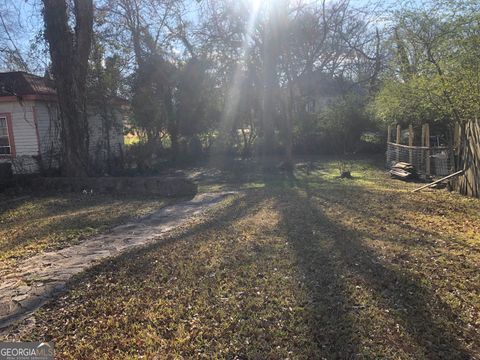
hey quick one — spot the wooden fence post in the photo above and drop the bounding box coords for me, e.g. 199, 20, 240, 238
453, 122, 461, 172
425, 123, 431, 176
454, 122, 460, 156
421, 124, 426, 173
408, 124, 414, 164
386, 125, 392, 165
454, 119, 480, 198
396, 124, 401, 162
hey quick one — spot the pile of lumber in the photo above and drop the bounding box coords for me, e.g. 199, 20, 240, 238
390, 162, 417, 180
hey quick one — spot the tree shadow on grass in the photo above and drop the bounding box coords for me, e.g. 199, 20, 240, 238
25, 192, 270, 354
274, 187, 362, 358
296, 174, 480, 257
58, 192, 258, 292
25, 171, 476, 358
274, 180, 473, 358
0, 193, 177, 259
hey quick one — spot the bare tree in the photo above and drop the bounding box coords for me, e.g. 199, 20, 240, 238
0, 1, 29, 70
43, 0, 93, 176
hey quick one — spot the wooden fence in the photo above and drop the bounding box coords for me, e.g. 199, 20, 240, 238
452, 119, 480, 198
386, 124, 452, 177
386, 121, 479, 198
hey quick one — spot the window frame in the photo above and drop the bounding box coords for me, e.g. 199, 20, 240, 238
0, 113, 15, 158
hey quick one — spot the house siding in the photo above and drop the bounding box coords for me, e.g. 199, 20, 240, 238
35, 101, 61, 170
88, 110, 124, 165
0, 99, 125, 175
0, 100, 39, 173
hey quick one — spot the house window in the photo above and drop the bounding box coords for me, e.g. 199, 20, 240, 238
0, 116, 11, 155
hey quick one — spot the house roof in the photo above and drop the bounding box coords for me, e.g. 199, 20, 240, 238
0, 71, 56, 97
296, 71, 345, 98
0, 71, 129, 107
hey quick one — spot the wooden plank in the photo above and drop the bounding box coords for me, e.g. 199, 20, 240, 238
386, 142, 447, 150
393, 162, 414, 170
391, 170, 411, 179
412, 170, 464, 193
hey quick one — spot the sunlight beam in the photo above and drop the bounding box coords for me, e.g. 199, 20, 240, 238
214, 0, 263, 156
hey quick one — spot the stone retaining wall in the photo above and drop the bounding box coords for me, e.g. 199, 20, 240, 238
29, 176, 197, 197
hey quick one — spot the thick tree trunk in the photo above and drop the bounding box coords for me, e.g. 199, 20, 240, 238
282, 56, 295, 173
262, 46, 277, 161
261, 4, 280, 168
43, 0, 93, 177
452, 119, 480, 198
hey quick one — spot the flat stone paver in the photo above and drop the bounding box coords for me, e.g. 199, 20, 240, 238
0, 192, 234, 332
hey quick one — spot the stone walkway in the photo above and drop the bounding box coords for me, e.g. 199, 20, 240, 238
0, 192, 234, 332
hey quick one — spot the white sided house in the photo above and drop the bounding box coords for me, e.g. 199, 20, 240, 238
0, 71, 125, 175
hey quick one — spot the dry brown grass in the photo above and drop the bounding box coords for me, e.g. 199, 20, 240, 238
0, 193, 167, 272
8, 159, 480, 359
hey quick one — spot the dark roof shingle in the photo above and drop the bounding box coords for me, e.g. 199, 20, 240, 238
0, 71, 56, 97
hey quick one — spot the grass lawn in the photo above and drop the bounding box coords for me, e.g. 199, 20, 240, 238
10, 159, 480, 359
0, 193, 168, 272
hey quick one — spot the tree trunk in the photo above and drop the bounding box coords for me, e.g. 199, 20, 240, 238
165, 86, 179, 161
452, 119, 480, 198
261, 4, 280, 168
43, 0, 93, 177
262, 50, 276, 162
281, 83, 294, 173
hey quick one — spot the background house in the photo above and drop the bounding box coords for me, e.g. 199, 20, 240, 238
0, 71, 125, 174
295, 71, 360, 114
